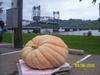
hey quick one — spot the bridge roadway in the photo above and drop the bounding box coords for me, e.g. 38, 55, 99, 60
7, 26, 100, 33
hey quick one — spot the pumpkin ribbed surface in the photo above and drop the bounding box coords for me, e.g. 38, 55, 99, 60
21, 35, 68, 69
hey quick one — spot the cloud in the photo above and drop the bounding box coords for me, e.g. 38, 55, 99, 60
1, 0, 100, 20
2, 0, 11, 9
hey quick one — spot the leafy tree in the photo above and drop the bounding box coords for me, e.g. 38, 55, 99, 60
79, 0, 96, 3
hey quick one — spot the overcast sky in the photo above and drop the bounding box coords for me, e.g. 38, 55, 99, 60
1, 0, 100, 21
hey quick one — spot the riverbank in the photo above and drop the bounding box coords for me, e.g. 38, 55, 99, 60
54, 30, 100, 36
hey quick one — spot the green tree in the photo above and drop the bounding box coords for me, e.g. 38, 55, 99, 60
79, 0, 96, 3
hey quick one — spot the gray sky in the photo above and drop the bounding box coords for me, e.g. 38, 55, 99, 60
1, 0, 100, 21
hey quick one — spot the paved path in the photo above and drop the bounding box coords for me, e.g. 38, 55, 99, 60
0, 43, 21, 54
0, 43, 100, 75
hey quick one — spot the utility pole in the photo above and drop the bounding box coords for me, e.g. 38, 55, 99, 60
99, 3, 100, 19
13, 0, 23, 48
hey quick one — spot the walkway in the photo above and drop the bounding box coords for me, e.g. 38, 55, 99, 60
0, 43, 100, 75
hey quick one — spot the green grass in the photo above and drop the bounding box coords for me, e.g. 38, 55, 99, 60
3, 32, 12, 43
58, 35, 100, 55
22, 33, 37, 44
2, 32, 100, 55
3, 32, 37, 44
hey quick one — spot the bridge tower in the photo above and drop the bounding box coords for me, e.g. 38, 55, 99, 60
53, 11, 60, 24
32, 5, 41, 22
53, 11, 60, 20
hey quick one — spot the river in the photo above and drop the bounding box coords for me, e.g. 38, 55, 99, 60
54, 30, 100, 36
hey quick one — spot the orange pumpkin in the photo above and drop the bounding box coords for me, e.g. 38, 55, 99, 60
21, 35, 68, 69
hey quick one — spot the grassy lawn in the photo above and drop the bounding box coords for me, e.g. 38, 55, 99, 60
3, 32, 37, 44
59, 35, 100, 55
2, 32, 100, 55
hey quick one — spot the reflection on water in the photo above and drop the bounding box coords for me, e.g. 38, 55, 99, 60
55, 30, 100, 36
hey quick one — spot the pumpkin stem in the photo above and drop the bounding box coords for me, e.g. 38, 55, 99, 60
32, 46, 38, 49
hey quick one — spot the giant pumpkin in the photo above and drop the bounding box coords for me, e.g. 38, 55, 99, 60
21, 35, 68, 69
